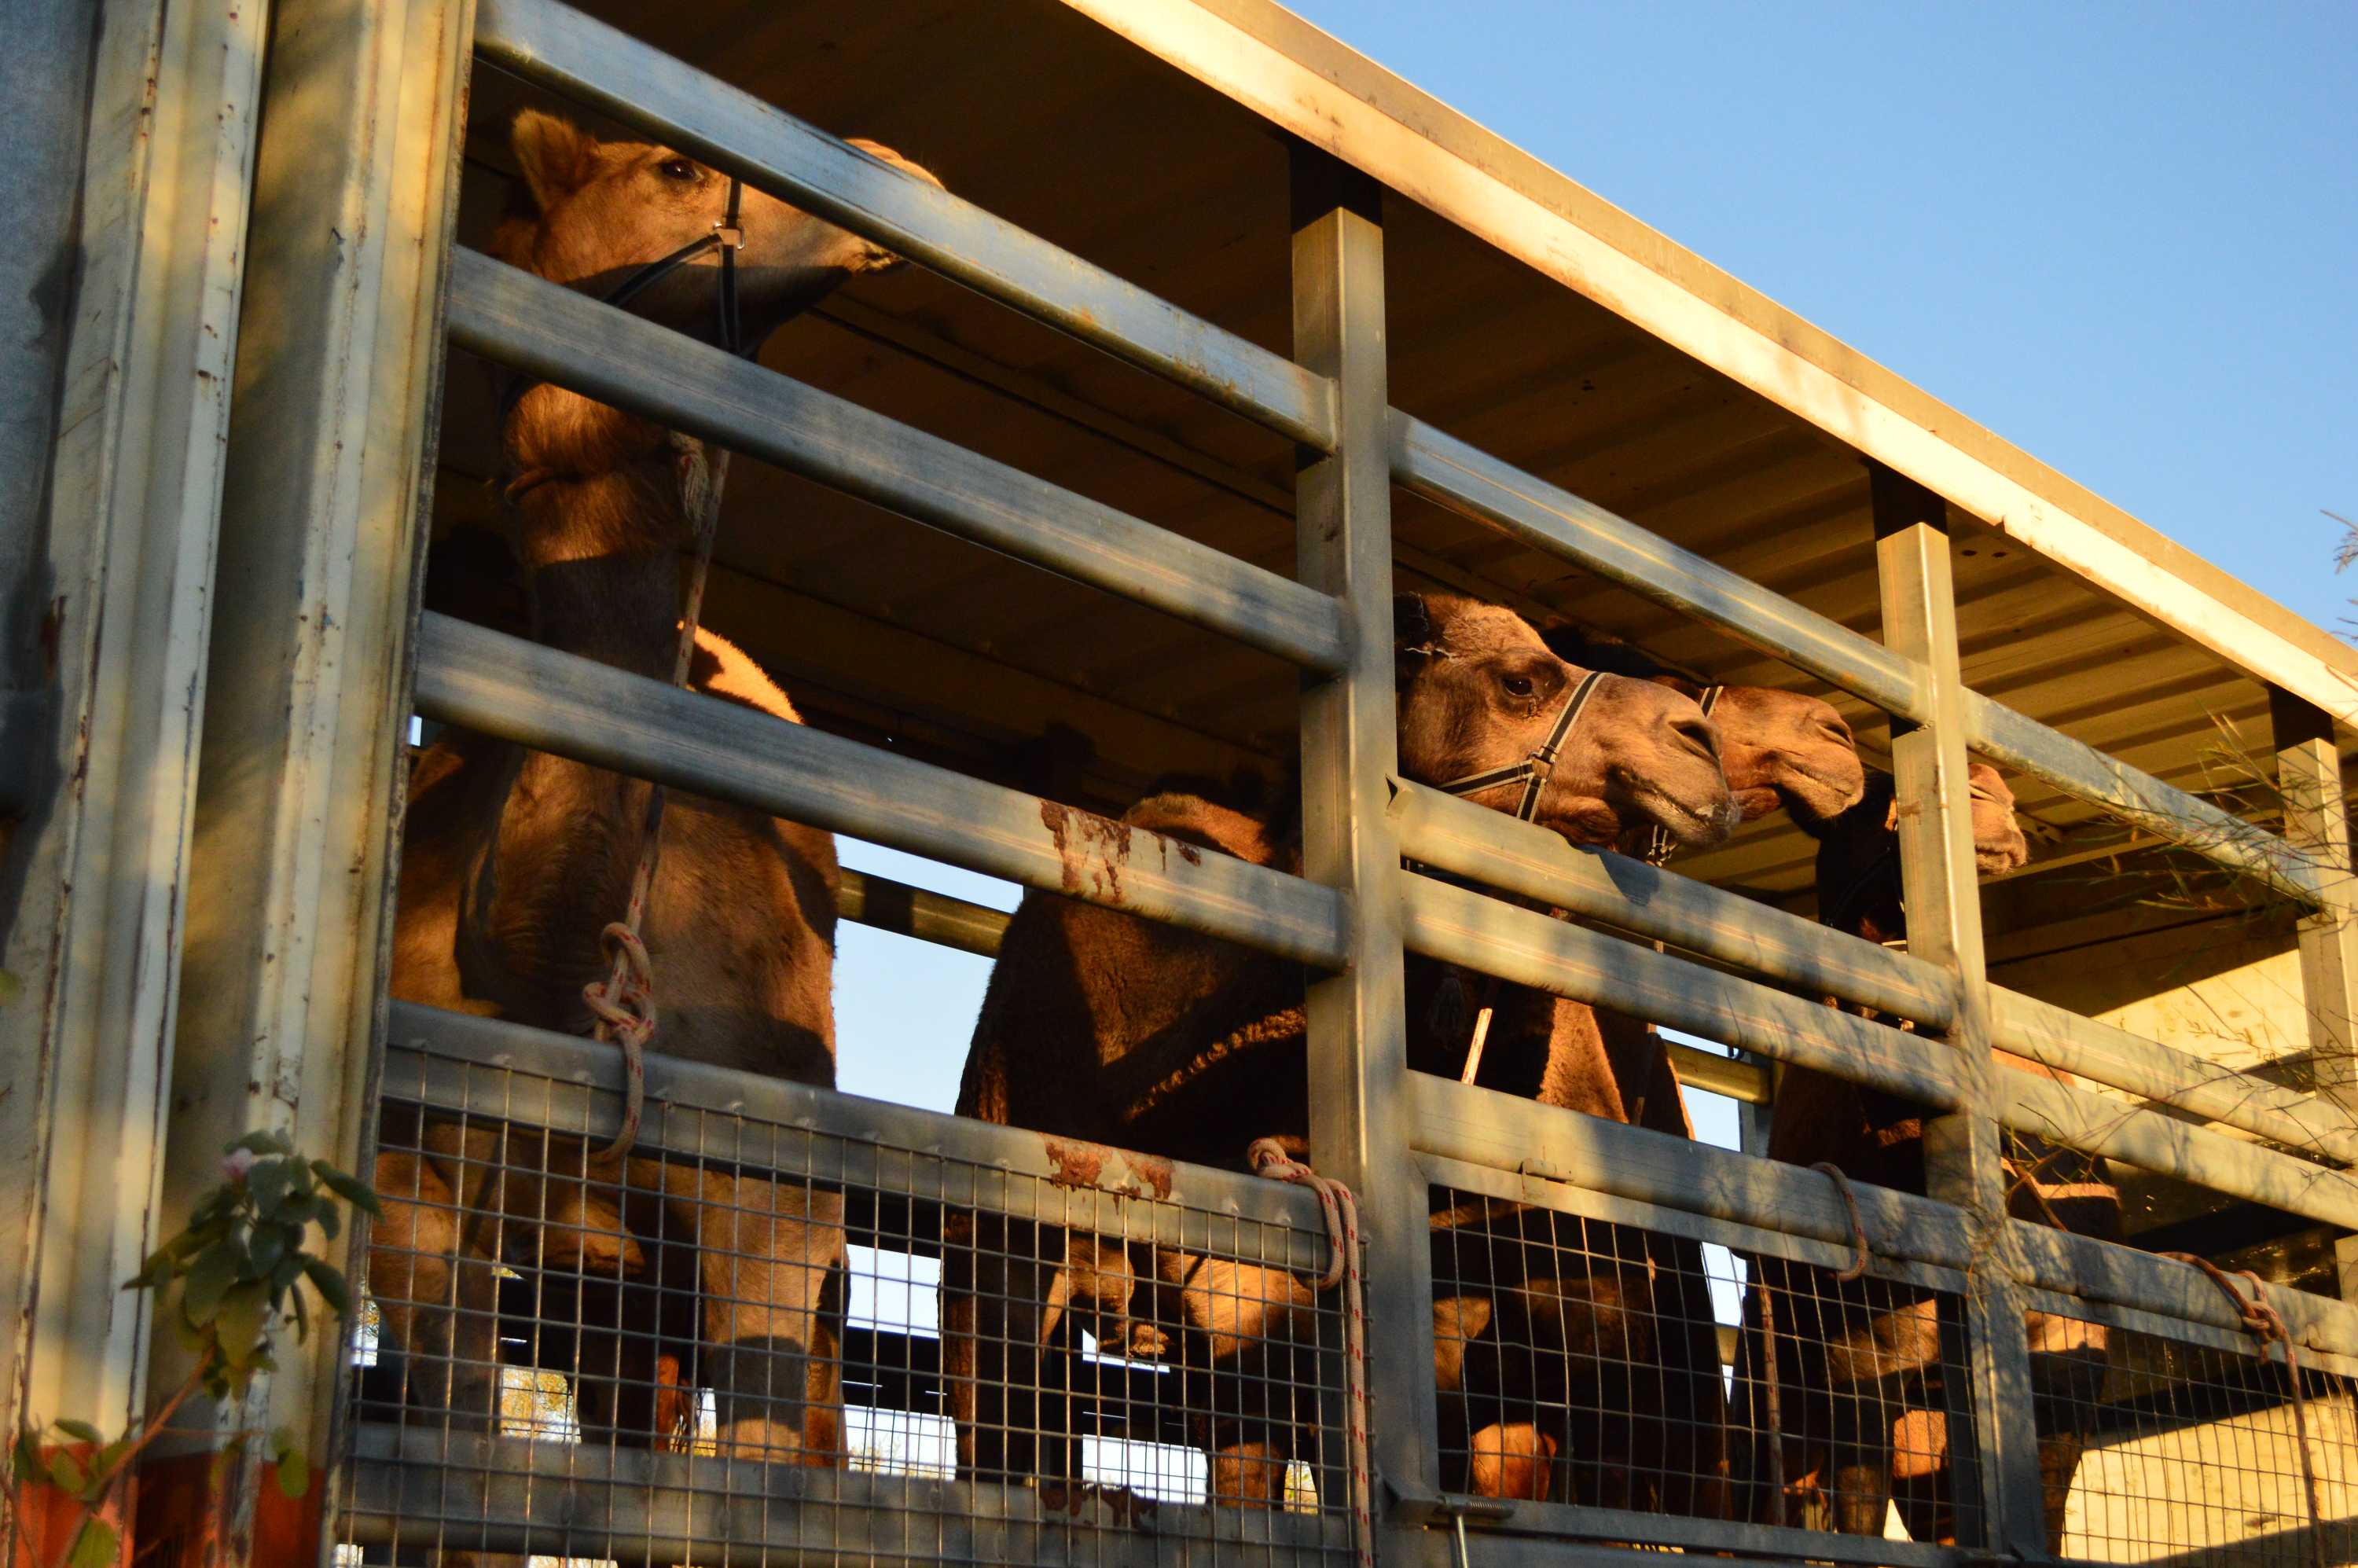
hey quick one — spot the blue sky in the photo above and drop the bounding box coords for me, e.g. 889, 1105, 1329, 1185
836, 2, 2353, 1130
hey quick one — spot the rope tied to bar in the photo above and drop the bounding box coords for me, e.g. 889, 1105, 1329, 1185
2160, 1251, 2326, 1568
1247, 1138, 1372, 1568
1809, 1161, 1873, 1283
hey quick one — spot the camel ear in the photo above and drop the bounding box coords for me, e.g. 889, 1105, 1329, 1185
511, 111, 597, 211
1394, 593, 1438, 685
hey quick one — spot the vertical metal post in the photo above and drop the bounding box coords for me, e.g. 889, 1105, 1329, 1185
1291, 142, 1441, 1531
141, 0, 476, 1554
2268, 689, 2358, 1300
1870, 465, 2049, 1557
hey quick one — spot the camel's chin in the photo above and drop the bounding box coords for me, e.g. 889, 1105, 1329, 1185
1630, 788, 1741, 852
1977, 843, 2030, 876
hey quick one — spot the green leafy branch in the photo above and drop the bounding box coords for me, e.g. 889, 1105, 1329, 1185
0, 1131, 379, 1568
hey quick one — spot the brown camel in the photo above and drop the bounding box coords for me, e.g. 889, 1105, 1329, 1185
369, 111, 939, 1469
1744, 764, 2115, 1549
944, 592, 1740, 1511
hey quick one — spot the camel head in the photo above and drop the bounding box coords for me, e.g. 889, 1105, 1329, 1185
498, 111, 941, 351
1968, 761, 2030, 875
1396, 593, 1738, 851
1536, 630, 1864, 836
1683, 685, 1864, 828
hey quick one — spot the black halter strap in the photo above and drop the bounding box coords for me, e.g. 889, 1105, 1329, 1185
599, 174, 754, 358
1642, 685, 1723, 867
1434, 670, 1609, 823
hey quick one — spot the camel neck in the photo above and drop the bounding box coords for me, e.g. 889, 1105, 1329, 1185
502, 384, 699, 683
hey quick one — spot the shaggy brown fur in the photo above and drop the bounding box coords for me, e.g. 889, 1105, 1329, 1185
372, 112, 936, 1470
944, 593, 1738, 1510
1746, 765, 2114, 1548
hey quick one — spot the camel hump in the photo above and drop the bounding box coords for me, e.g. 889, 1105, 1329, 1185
691, 627, 803, 724
1121, 792, 1277, 866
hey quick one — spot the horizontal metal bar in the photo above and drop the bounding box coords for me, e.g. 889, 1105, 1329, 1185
1995, 1067, 2358, 1233
416, 612, 1349, 968
1966, 689, 2326, 909
346, 1425, 1348, 1565
2011, 1219, 2358, 1361
1408, 1072, 1980, 1272
471, 0, 1338, 450
1383, 1529, 1934, 1568
836, 868, 1008, 959
1398, 872, 1963, 1110
1390, 777, 1956, 1026
1389, 411, 1926, 718
384, 1001, 1330, 1265
1432, 1497, 1955, 1568
447, 250, 1347, 674
2015, 1282, 2358, 1382
1416, 1150, 1967, 1296
1664, 1041, 1768, 1103
1989, 985, 2358, 1166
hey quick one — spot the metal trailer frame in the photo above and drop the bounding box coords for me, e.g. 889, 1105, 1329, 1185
9, 0, 2355, 1563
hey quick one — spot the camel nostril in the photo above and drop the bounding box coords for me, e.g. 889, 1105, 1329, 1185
1669, 714, 1720, 764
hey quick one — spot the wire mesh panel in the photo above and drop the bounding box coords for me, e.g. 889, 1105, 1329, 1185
2039, 1305, 2358, 1566
341, 1015, 1356, 1566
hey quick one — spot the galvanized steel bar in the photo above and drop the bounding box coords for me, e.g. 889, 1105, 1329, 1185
383, 1001, 1329, 1261
1871, 465, 2048, 1556
1989, 985, 2358, 1166
1408, 1073, 1980, 1272
1290, 144, 1440, 1528
1399, 871, 1966, 1109
414, 612, 1350, 968
836, 868, 1009, 959
471, 0, 1339, 450
1390, 776, 1958, 1026
347, 1425, 1347, 1564
2013, 1220, 2358, 1361
1388, 409, 1927, 718
2272, 689, 2358, 1106
447, 250, 1348, 674
1662, 1042, 1768, 1103
1966, 689, 2324, 908
1993, 1069, 2358, 1232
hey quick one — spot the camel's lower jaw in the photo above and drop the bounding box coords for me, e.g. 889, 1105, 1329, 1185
1634, 790, 1742, 851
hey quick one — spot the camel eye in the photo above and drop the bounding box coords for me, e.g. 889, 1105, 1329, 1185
1501, 674, 1535, 699
655, 157, 700, 183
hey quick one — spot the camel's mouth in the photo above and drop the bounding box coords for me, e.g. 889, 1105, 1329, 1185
1777, 758, 1870, 825
1626, 780, 1741, 850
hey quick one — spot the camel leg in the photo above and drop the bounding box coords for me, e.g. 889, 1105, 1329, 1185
369, 1136, 505, 1430
667, 1166, 847, 1463
1467, 1423, 1557, 1502
942, 1214, 1079, 1485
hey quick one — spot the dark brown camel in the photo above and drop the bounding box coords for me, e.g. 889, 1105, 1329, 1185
1743, 763, 2116, 1548
370, 112, 939, 1468
944, 593, 1741, 1511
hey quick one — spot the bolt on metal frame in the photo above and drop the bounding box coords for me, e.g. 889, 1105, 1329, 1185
287, 0, 2358, 1562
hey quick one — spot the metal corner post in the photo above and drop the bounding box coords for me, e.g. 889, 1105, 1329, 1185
1290, 141, 1442, 1541
1869, 465, 2050, 1558
143, 0, 476, 1551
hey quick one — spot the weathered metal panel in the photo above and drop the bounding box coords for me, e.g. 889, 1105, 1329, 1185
1390, 777, 1956, 1026
448, 250, 1348, 674
415, 612, 1352, 968
473, 0, 1339, 450
1398, 872, 1964, 1108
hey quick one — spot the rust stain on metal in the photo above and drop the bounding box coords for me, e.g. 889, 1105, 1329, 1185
1038, 799, 1138, 902
1041, 1134, 1174, 1202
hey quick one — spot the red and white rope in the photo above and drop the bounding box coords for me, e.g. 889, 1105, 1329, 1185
1247, 1137, 1372, 1568
580, 443, 728, 1161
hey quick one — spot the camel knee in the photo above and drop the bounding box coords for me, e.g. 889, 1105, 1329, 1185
1211, 1438, 1293, 1509
1468, 1423, 1556, 1502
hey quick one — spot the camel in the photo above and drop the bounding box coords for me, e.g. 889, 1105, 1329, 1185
1743, 763, 2116, 1548
369, 111, 940, 1470
943, 592, 1742, 1512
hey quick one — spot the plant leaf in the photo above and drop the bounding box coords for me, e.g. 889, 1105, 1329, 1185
229, 1129, 291, 1157
301, 1258, 352, 1317
271, 1427, 309, 1499
248, 1223, 286, 1278
66, 1518, 118, 1568
53, 1419, 101, 1446
312, 1163, 384, 1219
46, 1449, 87, 1495
214, 1283, 268, 1373
182, 1243, 237, 1324
248, 1158, 294, 1217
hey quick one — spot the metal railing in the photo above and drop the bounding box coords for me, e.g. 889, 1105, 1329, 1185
340, 1, 2358, 1563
